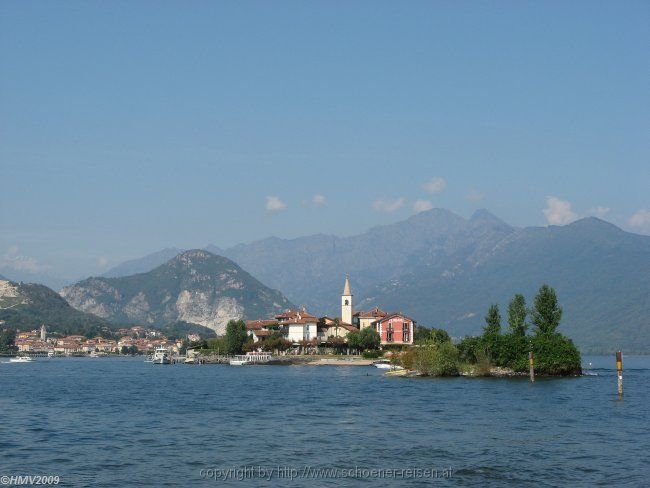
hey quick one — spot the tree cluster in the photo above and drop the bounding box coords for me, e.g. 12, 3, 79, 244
458, 284, 581, 375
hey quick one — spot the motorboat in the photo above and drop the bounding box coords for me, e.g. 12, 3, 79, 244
152, 346, 171, 365
373, 359, 403, 370
9, 356, 33, 363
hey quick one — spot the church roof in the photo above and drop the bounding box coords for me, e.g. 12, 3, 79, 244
343, 276, 352, 296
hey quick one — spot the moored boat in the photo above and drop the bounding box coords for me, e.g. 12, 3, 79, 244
152, 346, 171, 365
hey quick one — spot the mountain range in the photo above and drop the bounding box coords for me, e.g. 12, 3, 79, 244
61, 250, 294, 334
97, 209, 650, 353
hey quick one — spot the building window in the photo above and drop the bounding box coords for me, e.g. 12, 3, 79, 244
344, 299, 349, 306
402, 323, 410, 343
387, 322, 393, 342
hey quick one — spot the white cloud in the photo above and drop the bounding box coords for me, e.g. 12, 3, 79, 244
628, 209, 650, 233
373, 198, 405, 213
312, 194, 326, 206
265, 196, 286, 212
2, 246, 51, 273
413, 199, 433, 213
543, 196, 578, 225
422, 177, 446, 195
587, 206, 610, 218
98, 256, 109, 268
466, 188, 485, 201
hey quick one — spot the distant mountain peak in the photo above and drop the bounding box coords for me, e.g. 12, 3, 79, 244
470, 209, 510, 227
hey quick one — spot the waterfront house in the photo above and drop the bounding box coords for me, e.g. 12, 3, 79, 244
373, 313, 415, 345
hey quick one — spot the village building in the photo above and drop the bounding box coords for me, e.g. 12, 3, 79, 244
277, 310, 318, 343
353, 307, 388, 330
246, 319, 280, 342
373, 313, 415, 345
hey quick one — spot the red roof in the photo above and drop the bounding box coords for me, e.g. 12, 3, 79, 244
275, 309, 318, 320
355, 307, 388, 319
245, 320, 278, 330
372, 312, 416, 325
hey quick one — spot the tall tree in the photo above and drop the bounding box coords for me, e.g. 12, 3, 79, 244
359, 327, 381, 350
430, 328, 452, 344
507, 294, 528, 336
224, 319, 249, 355
483, 304, 502, 337
530, 284, 563, 335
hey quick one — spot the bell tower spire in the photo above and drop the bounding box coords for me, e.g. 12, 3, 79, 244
341, 275, 353, 325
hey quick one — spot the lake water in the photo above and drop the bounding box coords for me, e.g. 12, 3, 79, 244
1, 356, 648, 486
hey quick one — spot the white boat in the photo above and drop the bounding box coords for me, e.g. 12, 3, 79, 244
152, 346, 171, 365
229, 359, 248, 366
373, 360, 403, 370
9, 356, 33, 363
47, 351, 54, 358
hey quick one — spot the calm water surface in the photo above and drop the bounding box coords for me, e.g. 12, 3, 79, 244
1, 356, 649, 487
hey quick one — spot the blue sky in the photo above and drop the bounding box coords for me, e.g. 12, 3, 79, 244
1, 1, 648, 281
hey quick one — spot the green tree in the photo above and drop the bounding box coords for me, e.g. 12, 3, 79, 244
0, 328, 17, 353
430, 327, 451, 344
530, 284, 563, 335
413, 325, 431, 343
482, 304, 502, 361
359, 327, 381, 350
346, 330, 361, 352
224, 319, 248, 355
507, 294, 528, 336
484, 304, 502, 336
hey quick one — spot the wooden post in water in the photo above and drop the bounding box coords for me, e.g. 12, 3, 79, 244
616, 351, 623, 396
528, 351, 535, 383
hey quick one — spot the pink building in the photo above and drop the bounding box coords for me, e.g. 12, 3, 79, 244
373, 313, 415, 345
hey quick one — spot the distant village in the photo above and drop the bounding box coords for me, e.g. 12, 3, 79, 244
11, 324, 198, 356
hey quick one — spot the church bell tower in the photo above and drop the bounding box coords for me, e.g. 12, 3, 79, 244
341, 276, 353, 325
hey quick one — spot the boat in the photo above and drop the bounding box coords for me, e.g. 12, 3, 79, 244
229, 359, 248, 366
47, 350, 54, 358
152, 346, 171, 365
372, 359, 403, 370
9, 356, 33, 363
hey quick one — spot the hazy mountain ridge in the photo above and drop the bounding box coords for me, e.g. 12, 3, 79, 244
62, 250, 294, 334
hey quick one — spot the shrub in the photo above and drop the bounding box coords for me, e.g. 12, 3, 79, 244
494, 333, 529, 371
412, 342, 459, 376
398, 349, 415, 369
531, 333, 581, 375
362, 350, 382, 359
457, 336, 482, 364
